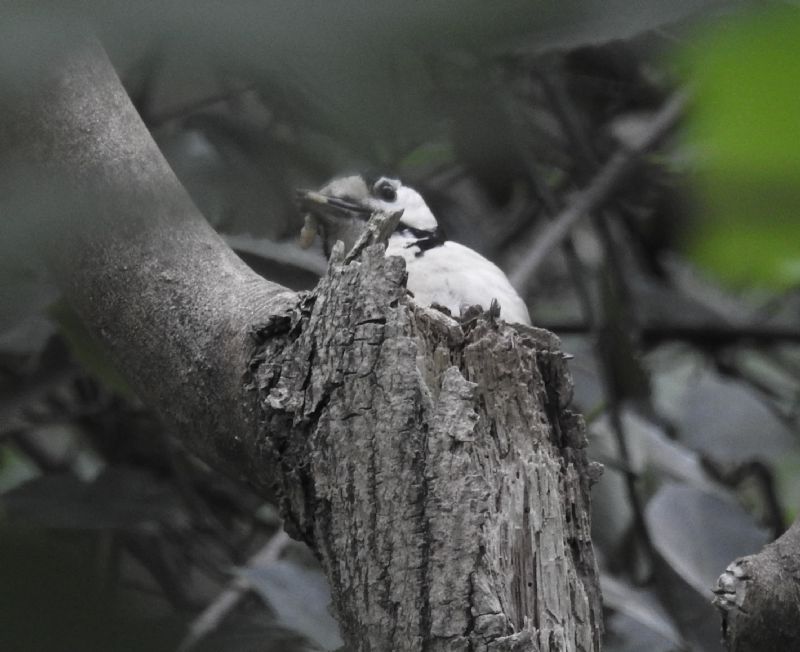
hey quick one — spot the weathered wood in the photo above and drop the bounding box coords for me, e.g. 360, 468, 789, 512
5, 36, 603, 651
714, 518, 800, 652
250, 243, 603, 651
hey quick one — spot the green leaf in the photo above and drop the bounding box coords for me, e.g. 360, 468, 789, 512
680, 7, 800, 288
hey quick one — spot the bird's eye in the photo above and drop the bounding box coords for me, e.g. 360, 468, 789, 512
375, 182, 397, 202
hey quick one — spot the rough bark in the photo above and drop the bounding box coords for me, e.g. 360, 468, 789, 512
2, 36, 603, 651
713, 518, 800, 651
249, 242, 603, 650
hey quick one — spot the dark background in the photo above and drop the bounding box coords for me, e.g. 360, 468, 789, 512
1, 2, 799, 650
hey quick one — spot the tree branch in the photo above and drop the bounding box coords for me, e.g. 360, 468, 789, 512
714, 518, 800, 651
539, 321, 800, 347
245, 243, 604, 649
3, 35, 604, 650
178, 529, 292, 652
508, 90, 687, 294
2, 37, 295, 478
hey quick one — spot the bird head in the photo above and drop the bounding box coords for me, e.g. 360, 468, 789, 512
297, 175, 438, 254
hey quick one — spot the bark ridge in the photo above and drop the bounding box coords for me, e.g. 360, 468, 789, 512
249, 244, 602, 651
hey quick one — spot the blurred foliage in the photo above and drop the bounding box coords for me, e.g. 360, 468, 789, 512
50, 302, 135, 399
0, 526, 183, 651
2, 2, 800, 652
681, 5, 800, 289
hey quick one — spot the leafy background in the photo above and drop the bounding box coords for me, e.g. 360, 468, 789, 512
1, 1, 799, 650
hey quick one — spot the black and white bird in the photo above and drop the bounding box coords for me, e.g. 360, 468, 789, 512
297, 175, 531, 325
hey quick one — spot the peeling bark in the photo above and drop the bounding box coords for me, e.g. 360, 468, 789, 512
249, 243, 603, 651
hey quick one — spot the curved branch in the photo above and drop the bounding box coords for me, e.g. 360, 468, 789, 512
2, 37, 295, 473
3, 35, 604, 650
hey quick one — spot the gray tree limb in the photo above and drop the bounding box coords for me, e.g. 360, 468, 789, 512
2, 37, 295, 481
713, 518, 800, 651
2, 36, 602, 650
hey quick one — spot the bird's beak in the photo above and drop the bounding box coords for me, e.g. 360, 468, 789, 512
295, 189, 372, 223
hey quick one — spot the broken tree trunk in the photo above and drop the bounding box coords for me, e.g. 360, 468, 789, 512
3, 36, 603, 652
249, 241, 603, 650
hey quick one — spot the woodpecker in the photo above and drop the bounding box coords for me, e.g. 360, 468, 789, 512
297, 174, 531, 325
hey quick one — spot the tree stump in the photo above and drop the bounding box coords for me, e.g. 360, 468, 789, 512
249, 243, 603, 651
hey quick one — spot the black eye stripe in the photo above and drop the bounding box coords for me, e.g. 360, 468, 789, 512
374, 180, 397, 202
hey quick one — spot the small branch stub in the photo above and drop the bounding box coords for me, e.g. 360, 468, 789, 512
344, 208, 404, 263
248, 236, 602, 651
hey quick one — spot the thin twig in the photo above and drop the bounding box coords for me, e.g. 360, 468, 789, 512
541, 321, 800, 346
508, 90, 688, 294
224, 235, 328, 277
537, 65, 599, 174
536, 67, 672, 573
177, 529, 292, 652
124, 531, 202, 612
499, 85, 598, 333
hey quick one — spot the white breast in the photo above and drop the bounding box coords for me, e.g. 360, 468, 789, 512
385, 234, 531, 325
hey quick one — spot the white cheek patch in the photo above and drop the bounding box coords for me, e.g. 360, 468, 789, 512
394, 187, 438, 231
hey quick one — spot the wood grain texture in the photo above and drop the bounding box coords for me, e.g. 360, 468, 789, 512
250, 244, 602, 651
